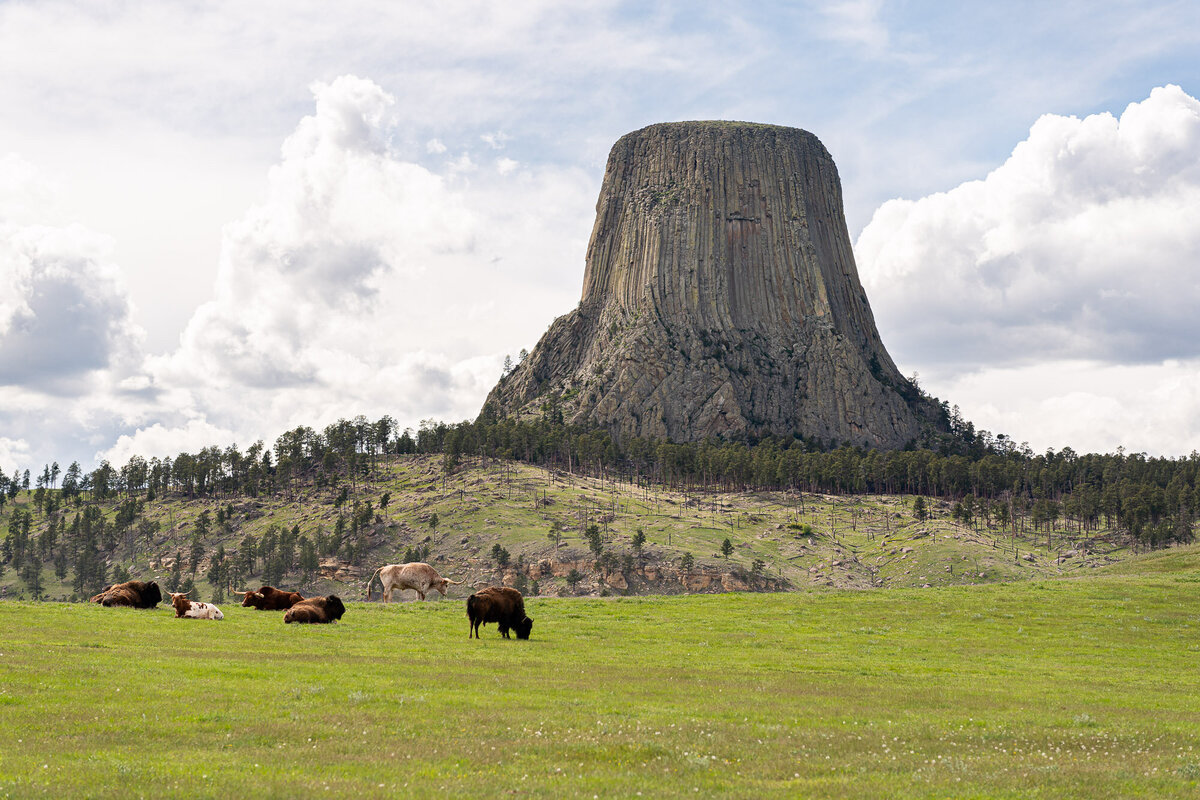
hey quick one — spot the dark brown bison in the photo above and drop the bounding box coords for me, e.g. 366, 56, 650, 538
283, 595, 346, 624
467, 586, 533, 640
89, 580, 162, 608
236, 586, 305, 610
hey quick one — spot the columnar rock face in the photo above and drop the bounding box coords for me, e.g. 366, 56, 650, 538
482, 121, 945, 447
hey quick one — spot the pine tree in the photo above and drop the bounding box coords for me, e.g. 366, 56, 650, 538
20, 551, 44, 599
566, 568, 583, 592
207, 545, 227, 602
166, 551, 183, 593
913, 495, 928, 522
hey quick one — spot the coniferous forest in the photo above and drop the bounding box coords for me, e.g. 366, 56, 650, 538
3, 403, 1198, 602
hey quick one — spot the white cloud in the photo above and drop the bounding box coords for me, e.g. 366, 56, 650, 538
447, 153, 477, 174
932, 359, 1200, 457
816, 0, 889, 53
496, 157, 519, 175
481, 131, 510, 149
160, 76, 477, 387
0, 160, 144, 393
98, 419, 241, 467
0, 436, 30, 469
138, 75, 591, 458
858, 85, 1200, 370
426, 138, 448, 154
0, 73, 595, 470
857, 85, 1200, 454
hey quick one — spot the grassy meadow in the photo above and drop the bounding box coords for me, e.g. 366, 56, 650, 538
3, 548, 1200, 798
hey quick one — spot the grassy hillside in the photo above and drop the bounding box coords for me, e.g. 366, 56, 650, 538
1, 551, 1198, 798
1, 455, 1142, 602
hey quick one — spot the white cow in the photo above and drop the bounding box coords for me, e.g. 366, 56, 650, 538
167, 592, 224, 620
366, 562, 461, 602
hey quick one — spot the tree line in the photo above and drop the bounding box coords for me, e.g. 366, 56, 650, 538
2, 409, 1197, 599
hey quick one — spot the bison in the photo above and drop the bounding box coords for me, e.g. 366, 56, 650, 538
235, 586, 305, 610
467, 586, 533, 640
167, 592, 224, 620
283, 595, 346, 624
366, 562, 461, 602
89, 580, 162, 608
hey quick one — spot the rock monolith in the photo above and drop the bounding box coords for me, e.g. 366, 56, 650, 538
482, 121, 944, 447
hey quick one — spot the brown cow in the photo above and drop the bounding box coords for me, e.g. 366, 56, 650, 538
236, 586, 305, 610
89, 580, 162, 608
283, 595, 346, 624
467, 586, 533, 640
366, 562, 461, 602
167, 592, 224, 620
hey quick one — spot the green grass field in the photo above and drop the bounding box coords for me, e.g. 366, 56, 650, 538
3, 549, 1200, 798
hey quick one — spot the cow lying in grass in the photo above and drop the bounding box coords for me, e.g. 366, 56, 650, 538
366, 562, 461, 602
89, 580, 162, 608
167, 592, 224, 620
467, 586, 533, 640
235, 586, 305, 610
283, 595, 346, 624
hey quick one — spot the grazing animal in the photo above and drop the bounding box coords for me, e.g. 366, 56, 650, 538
167, 592, 224, 620
366, 562, 461, 602
89, 580, 162, 608
467, 586, 533, 640
283, 595, 346, 624
235, 586, 305, 610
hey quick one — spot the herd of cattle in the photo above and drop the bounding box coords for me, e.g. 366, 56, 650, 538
86, 561, 533, 638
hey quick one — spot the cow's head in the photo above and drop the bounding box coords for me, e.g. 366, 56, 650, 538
238, 590, 264, 608
515, 616, 534, 640
168, 592, 191, 612
437, 577, 462, 596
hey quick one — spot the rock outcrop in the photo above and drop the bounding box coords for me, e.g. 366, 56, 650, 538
483, 121, 945, 447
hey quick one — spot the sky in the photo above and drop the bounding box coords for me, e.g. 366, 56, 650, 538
1, 0, 1199, 472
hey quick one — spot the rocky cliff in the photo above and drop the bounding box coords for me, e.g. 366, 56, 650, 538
483, 121, 945, 448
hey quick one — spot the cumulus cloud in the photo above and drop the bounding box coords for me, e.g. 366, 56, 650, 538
0, 75, 595, 469
135, 75, 591, 460
935, 359, 1200, 457
857, 85, 1200, 454
161, 76, 477, 386
97, 418, 241, 466
0, 158, 144, 393
857, 84, 1200, 370
0, 436, 30, 469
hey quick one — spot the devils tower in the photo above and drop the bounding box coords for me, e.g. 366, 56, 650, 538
483, 121, 945, 448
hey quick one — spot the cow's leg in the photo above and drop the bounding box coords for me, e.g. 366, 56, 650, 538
416, 589, 425, 601
381, 584, 391, 604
